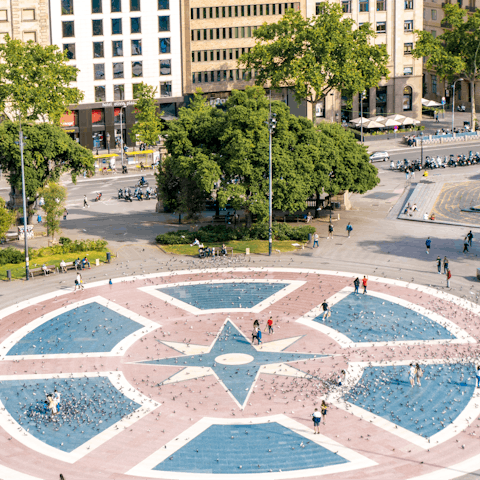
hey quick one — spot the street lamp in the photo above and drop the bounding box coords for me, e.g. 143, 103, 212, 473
452, 78, 464, 132
267, 109, 277, 257
419, 131, 424, 167
360, 90, 367, 143
119, 106, 126, 166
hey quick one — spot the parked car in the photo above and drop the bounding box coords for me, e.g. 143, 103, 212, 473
369, 151, 390, 162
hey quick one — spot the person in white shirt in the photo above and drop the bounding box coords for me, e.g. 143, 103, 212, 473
60, 260, 67, 273
312, 408, 322, 434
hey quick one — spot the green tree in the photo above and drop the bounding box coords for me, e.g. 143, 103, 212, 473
239, 5, 389, 121
0, 197, 16, 241
0, 122, 94, 205
412, 4, 480, 127
131, 83, 163, 146
0, 35, 82, 123
38, 182, 67, 240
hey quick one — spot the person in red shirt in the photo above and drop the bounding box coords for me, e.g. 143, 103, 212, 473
362, 276, 368, 294
266, 317, 274, 335
446, 269, 451, 288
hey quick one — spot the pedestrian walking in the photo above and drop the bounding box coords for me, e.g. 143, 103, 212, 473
313, 233, 319, 248
256, 328, 262, 345
83, 195, 89, 208
321, 300, 330, 321
63, 208, 68, 221
346, 222, 353, 238
425, 237, 431, 254
362, 276, 368, 294
321, 400, 328, 424
406, 170, 409, 181
436, 256, 441, 274
435, 111, 439, 123
312, 408, 322, 434
446, 268, 451, 288
74, 272, 84, 291
252, 326, 258, 344
338, 369, 346, 385
443, 256, 449, 274
410, 169, 415, 180
353, 277, 360, 294
327, 223, 334, 239
409, 363, 416, 387
266, 317, 274, 335
37, 214, 42, 224
415, 363, 423, 386
476, 366, 480, 388
468, 230, 474, 247
463, 237, 469, 253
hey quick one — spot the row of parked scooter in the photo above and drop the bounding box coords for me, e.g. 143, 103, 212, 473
118, 186, 157, 202
392, 151, 480, 171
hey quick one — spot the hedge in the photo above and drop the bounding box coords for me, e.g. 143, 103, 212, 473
156, 223, 316, 245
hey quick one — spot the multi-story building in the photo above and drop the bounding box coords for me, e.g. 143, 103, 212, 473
50, 0, 183, 149
422, 0, 479, 112
0, 0, 50, 46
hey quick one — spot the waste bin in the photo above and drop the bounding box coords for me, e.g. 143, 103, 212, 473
6, 270, 11, 281
308, 233, 312, 243
106, 252, 111, 263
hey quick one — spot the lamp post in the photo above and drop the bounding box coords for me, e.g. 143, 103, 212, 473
16, 118, 29, 280
119, 106, 126, 166
452, 78, 464, 132
360, 90, 366, 143
267, 97, 277, 257
420, 131, 424, 167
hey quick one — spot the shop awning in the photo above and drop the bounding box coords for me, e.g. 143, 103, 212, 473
126, 150, 154, 155
93, 153, 119, 158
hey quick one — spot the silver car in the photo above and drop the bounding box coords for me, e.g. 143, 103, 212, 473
369, 151, 390, 162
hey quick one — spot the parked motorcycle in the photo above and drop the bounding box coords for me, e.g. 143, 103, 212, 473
118, 189, 124, 200
95, 192, 102, 202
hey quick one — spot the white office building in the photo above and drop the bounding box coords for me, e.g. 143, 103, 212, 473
50, 0, 183, 149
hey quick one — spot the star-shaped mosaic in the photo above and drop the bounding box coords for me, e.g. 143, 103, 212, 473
139, 320, 327, 408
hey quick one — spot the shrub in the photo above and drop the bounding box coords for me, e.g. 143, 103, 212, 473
156, 223, 315, 244
0, 247, 24, 265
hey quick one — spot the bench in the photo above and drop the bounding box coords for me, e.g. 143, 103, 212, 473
60, 261, 77, 273
284, 215, 307, 223
30, 265, 58, 278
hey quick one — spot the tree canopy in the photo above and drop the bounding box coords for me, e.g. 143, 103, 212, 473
131, 82, 163, 146
38, 181, 67, 240
413, 4, 480, 126
0, 197, 16, 240
0, 35, 82, 123
0, 122, 94, 205
239, 4, 389, 119
157, 87, 378, 220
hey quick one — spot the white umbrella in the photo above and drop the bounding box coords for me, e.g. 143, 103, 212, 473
385, 114, 407, 122
422, 98, 442, 107
378, 118, 402, 127
363, 120, 385, 129
350, 117, 369, 124
401, 116, 421, 125
370, 115, 386, 122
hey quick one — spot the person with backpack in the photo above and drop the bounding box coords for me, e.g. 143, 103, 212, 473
425, 237, 431, 254
327, 223, 334, 239
346, 222, 353, 238
74, 272, 84, 291
321, 300, 330, 321
353, 277, 360, 294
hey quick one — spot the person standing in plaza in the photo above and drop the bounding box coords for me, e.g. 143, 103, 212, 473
252, 326, 258, 344
353, 277, 360, 294
406, 169, 409, 181
415, 363, 423, 386
321, 300, 330, 321
362, 276, 368, 294
312, 408, 322, 434
436, 256, 442, 274
321, 400, 329, 424
75, 272, 84, 291
346, 222, 353, 238
409, 363, 416, 387
476, 366, 480, 388
266, 317, 274, 335
63, 208, 68, 220
256, 328, 262, 345
425, 237, 431, 254
463, 236, 469, 253
443, 256, 449, 274
328, 223, 334, 239
468, 230, 474, 247
446, 268, 452, 288
313, 233, 319, 248
83, 195, 89, 209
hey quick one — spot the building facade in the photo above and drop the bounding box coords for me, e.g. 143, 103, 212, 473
0, 0, 50, 45
49, 0, 183, 150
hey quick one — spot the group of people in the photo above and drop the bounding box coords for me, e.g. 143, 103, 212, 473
426, 238, 452, 287
45, 389, 61, 416
251, 317, 274, 344
463, 231, 474, 253
403, 202, 418, 216
191, 238, 229, 257
409, 363, 423, 387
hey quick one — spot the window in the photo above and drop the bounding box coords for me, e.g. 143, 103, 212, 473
61, 0, 73, 15
160, 81, 172, 97
92, 108, 105, 124
22, 9, 35, 21
432, 75, 437, 94
158, 37, 170, 54
111, 0, 121, 12
132, 83, 142, 98
112, 18, 122, 34
431, 9, 437, 19
431, 30, 436, 38
457, 83, 462, 100
403, 86, 412, 111
376, 86, 387, 114
404, 42, 413, 54
112, 40, 123, 56
159, 16, 170, 31
63, 43, 75, 59
131, 39, 142, 55
93, 42, 104, 58
160, 59, 171, 75
376, 0, 386, 10
92, 19, 103, 36
92, 0, 102, 14
158, 0, 169, 9
376, 21, 386, 33
23, 32, 36, 42
131, 0, 140, 11
404, 20, 413, 31
405, 0, 413, 8
62, 21, 74, 37
0, 9, 7, 21
95, 86, 106, 102
404, 66, 413, 75
114, 84, 125, 100
359, 0, 369, 11
132, 61, 143, 77
131, 17, 141, 33
94, 63, 105, 80
113, 62, 124, 78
